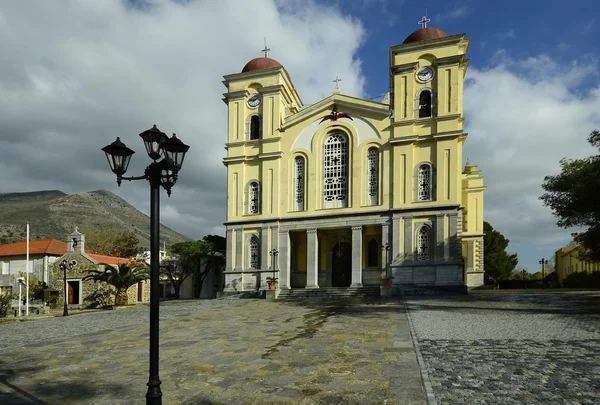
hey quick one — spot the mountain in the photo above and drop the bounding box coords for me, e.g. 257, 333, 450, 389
0, 190, 191, 248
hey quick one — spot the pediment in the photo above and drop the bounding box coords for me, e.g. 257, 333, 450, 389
282, 94, 390, 130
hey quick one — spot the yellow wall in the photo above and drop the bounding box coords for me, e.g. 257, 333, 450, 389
556, 245, 600, 284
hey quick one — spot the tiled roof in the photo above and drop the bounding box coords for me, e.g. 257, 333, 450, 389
0, 239, 134, 264
0, 240, 67, 256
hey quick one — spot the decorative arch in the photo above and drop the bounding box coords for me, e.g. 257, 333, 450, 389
323, 131, 349, 208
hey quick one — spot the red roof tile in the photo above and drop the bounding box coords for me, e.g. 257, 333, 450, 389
0, 239, 134, 264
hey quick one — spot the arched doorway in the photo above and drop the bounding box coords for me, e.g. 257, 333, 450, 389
332, 242, 352, 287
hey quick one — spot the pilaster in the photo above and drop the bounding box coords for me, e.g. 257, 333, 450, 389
260, 226, 269, 270
381, 223, 390, 274
436, 215, 445, 262
351, 226, 363, 287
278, 229, 290, 289
225, 228, 234, 272
306, 229, 319, 288
403, 217, 413, 263
235, 227, 243, 270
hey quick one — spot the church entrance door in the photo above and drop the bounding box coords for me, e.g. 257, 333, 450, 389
332, 242, 352, 287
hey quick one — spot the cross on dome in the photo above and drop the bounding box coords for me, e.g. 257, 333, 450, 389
261, 37, 270, 58
418, 15, 430, 29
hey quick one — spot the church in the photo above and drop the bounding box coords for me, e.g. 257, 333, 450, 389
221, 19, 485, 295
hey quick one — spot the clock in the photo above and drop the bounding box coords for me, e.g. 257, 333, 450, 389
416, 66, 435, 83
247, 93, 262, 108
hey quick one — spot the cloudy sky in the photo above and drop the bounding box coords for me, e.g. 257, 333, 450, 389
1, 0, 599, 273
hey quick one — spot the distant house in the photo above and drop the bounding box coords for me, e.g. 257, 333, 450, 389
0, 228, 149, 308
555, 245, 600, 285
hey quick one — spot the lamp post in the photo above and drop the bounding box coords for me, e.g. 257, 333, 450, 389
102, 125, 189, 405
269, 249, 279, 281
382, 243, 390, 277
539, 258, 548, 289
58, 259, 76, 316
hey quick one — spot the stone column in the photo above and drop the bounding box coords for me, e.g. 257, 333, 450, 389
306, 229, 319, 288
403, 217, 413, 264
351, 226, 363, 287
278, 229, 290, 289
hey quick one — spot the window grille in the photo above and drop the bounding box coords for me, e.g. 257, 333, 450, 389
323, 132, 348, 208
417, 164, 431, 201
367, 148, 378, 205
417, 226, 431, 261
249, 237, 259, 269
249, 182, 260, 214
294, 157, 305, 211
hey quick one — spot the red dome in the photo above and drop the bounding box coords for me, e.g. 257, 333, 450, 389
242, 57, 283, 73
403, 27, 449, 44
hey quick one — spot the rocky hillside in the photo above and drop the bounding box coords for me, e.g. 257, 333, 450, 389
0, 190, 191, 248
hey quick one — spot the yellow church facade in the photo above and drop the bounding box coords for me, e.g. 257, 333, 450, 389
222, 25, 485, 294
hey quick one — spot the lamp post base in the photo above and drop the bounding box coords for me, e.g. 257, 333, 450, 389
146, 376, 162, 404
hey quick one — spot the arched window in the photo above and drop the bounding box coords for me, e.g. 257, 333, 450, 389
367, 239, 378, 267
417, 226, 431, 261
250, 115, 261, 140
417, 164, 433, 201
419, 90, 432, 118
247, 181, 261, 214
367, 148, 379, 206
294, 156, 305, 211
323, 132, 348, 208
249, 236, 260, 269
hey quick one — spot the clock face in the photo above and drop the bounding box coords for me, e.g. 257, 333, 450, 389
416, 66, 435, 83
247, 93, 262, 108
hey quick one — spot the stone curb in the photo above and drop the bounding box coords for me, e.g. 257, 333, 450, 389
404, 300, 437, 405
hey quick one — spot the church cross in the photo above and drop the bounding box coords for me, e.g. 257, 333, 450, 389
418, 14, 430, 29
262, 38, 270, 58
333, 76, 342, 87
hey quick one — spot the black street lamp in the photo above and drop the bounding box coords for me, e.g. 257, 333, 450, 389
269, 249, 279, 281
382, 243, 390, 277
539, 258, 548, 289
102, 125, 189, 405
58, 259, 76, 316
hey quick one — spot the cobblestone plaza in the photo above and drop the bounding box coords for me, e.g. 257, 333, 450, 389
0, 292, 599, 404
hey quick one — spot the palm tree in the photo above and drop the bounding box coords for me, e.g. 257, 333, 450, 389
83, 262, 150, 306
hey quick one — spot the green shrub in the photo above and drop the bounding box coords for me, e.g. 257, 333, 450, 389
0, 293, 15, 318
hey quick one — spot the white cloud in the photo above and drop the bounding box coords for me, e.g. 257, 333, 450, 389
464, 52, 600, 269
497, 28, 516, 40
0, 0, 365, 241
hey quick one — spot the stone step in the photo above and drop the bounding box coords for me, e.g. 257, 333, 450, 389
276, 287, 382, 299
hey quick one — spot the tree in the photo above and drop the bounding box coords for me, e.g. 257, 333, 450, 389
541, 130, 600, 262
82, 262, 149, 305
159, 258, 190, 299
483, 221, 519, 285
171, 235, 225, 298
85, 228, 142, 258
